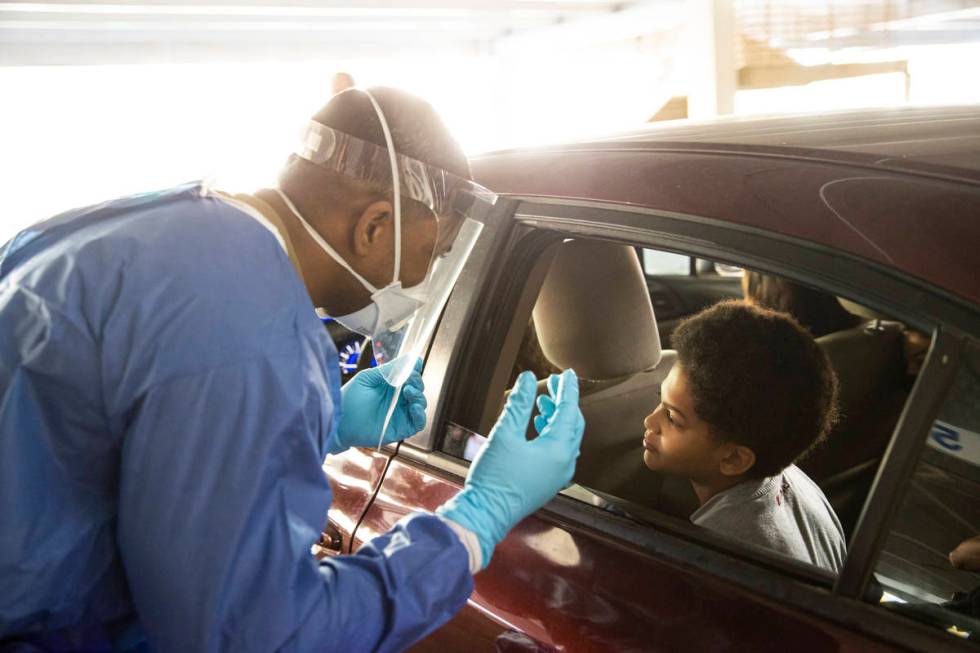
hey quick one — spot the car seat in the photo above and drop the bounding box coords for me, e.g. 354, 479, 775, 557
800, 320, 909, 538
531, 239, 697, 516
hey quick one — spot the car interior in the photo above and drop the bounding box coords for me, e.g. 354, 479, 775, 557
479, 237, 917, 544
477, 237, 979, 637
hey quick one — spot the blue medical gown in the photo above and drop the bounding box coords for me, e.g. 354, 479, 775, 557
0, 183, 472, 652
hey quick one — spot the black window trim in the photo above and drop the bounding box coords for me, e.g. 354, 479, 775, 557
511, 197, 980, 338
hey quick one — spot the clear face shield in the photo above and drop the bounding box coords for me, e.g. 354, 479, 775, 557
368, 207, 487, 386
278, 91, 496, 447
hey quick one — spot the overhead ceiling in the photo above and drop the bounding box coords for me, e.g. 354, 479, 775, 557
0, 0, 634, 65
736, 1, 980, 55
2, 0, 979, 66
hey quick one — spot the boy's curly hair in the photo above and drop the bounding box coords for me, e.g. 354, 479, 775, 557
672, 300, 840, 478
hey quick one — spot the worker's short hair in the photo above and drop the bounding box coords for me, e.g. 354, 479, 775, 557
672, 300, 840, 478
280, 86, 470, 222
315, 86, 469, 181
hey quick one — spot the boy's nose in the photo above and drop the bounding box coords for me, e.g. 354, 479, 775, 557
643, 411, 657, 431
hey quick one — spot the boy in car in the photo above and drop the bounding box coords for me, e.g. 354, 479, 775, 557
642, 300, 847, 572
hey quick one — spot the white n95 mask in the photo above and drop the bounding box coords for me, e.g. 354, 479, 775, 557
277, 182, 483, 384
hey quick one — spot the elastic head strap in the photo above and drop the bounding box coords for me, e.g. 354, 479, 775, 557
273, 188, 380, 294
361, 90, 402, 285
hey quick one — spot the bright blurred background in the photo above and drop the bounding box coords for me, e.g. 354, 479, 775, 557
2, 0, 979, 239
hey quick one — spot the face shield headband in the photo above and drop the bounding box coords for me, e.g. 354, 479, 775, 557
296, 119, 493, 224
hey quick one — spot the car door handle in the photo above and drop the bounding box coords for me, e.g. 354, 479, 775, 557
314, 521, 344, 557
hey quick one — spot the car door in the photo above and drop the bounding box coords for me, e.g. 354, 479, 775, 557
343, 186, 980, 651
318, 437, 390, 558
314, 318, 392, 557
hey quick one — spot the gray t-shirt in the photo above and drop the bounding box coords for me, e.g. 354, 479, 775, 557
691, 464, 846, 573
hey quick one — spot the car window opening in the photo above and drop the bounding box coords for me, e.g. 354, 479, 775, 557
516, 240, 919, 527
419, 231, 980, 642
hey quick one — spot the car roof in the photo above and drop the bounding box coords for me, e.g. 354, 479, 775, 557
471, 105, 980, 307
592, 105, 980, 172
473, 105, 980, 178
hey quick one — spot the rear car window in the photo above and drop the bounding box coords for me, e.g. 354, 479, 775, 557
641, 248, 690, 276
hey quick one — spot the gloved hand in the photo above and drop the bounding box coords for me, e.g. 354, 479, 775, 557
333, 357, 427, 453
534, 373, 564, 436
437, 369, 585, 569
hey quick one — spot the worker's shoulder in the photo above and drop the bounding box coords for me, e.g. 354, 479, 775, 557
96, 191, 323, 386
106, 188, 284, 263
52, 186, 310, 332
14, 184, 286, 281
1, 187, 276, 317
99, 189, 299, 296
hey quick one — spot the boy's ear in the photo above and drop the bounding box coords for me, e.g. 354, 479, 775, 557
719, 444, 756, 477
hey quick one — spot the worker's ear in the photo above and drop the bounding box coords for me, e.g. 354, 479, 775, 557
719, 443, 756, 477
352, 200, 393, 257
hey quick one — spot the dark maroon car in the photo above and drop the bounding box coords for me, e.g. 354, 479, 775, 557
321, 106, 980, 652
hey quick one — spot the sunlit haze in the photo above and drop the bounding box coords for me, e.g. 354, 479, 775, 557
2, 42, 979, 241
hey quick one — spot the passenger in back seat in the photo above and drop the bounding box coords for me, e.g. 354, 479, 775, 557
742, 270, 860, 338
641, 301, 847, 573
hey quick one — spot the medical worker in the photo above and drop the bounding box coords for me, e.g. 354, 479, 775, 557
0, 87, 585, 652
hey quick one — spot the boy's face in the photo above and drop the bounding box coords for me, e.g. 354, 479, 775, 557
642, 364, 730, 482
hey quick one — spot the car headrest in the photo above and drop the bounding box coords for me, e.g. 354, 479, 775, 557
816, 320, 905, 409
532, 240, 661, 380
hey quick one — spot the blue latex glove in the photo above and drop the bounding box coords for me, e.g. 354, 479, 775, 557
333, 357, 427, 453
437, 369, 585, 569
534, 373, 562, 436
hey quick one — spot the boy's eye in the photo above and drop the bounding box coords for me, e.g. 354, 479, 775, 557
666, 410, 676, 425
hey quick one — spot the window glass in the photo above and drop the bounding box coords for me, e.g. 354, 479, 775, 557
642, 249, 689, 276
443, 422, 488, 462
875, 340, 980, 639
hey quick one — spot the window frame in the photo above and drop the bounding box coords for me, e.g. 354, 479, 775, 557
400, 195, 980, 649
